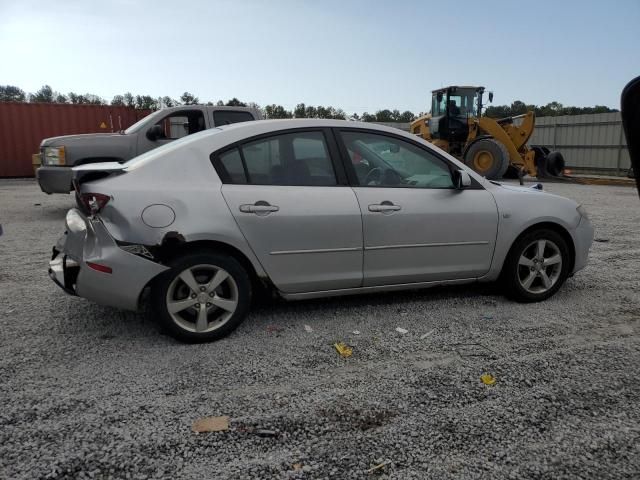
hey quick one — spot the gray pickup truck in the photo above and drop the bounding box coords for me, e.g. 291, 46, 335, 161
37, 105, 262, 194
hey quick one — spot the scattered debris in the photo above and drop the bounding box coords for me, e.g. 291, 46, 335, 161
594, 238, 610, 243
395, 327, 408, 334
420, 329, 435, 339
366, 460, 392, 473
266, 325, 283, 334
192, 415, 229, 433
352, 330, 361, 335
334, 342, 353, 358
33, 203, 41, 206
480, 373, 497, 386
454, 343, 497, 359
482, 314, 494, 320
255, 429, 277, 437
304, 324, 313, 333
292, 463, 302, 471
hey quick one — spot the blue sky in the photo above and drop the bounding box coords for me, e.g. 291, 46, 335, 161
1, 0, 638, 114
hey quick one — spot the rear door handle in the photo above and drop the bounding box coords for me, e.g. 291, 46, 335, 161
239, 202, 279, 214
368, 202, 401, 213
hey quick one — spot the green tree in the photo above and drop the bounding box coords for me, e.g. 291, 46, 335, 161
263, 104, 293, 119
361, 112, 375, 122
111, 95, 125, 106
374, 109, 394, 122
54, 93, 68, 103
398, 110, 416, 122
30, 85, 55, 102
161, 96, 178, 107
225, 97, 246, 107
180, 92, 199, 105
123, 92, 135, 108
294, 103, 307, 118
135, 95, 158, 110
0, 85, 27, 102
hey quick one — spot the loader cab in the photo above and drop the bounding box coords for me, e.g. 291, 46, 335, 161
429, 86, 485, 153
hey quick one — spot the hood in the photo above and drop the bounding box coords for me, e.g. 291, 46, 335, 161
495, 182, 545, 194
40, 132, 126, 147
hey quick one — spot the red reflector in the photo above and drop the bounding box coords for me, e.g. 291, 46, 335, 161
86, 262, 112, 274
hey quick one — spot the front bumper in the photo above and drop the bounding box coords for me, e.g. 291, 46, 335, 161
572, 214, 594, 274
37, 166, 73, 194
49, 209, 168, 311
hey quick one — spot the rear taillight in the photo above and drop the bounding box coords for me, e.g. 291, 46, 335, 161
79, 193, 111, 214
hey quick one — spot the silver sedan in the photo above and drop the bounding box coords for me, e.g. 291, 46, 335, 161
49, 120, 594, 342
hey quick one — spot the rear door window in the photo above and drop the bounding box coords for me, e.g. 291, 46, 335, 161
211, 131, 338, 186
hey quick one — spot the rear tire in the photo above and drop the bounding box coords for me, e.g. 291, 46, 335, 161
502, 229, 570, 303
151, 251, 252, 343
464, 139, 509, 179
545, 151, 566, 177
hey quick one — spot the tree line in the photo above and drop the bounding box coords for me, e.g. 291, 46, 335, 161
0, 84, 617, 121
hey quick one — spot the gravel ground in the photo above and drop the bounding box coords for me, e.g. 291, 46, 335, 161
1, 179, 639, 479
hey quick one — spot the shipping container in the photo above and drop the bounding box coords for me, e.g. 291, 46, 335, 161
0, 102, 150, 177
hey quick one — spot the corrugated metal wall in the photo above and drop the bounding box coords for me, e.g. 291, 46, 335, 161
0, 103, 150, 177
529, 112, 629, 174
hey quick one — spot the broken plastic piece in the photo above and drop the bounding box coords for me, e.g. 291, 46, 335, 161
395, 327, 408, 334
334, 342, 353, 358
304, 324, 313, 333
192, 415, 230, 433
420, 329, 435, 339
480, 373, 496, 386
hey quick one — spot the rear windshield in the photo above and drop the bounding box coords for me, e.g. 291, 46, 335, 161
124, 128, 222, 170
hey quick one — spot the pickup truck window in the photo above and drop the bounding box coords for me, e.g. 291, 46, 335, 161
158, 111, 206, 139
213, 110, 255, 126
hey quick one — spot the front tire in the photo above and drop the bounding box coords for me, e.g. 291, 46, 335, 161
151, 251, 252, 343
502, 229, 570, 302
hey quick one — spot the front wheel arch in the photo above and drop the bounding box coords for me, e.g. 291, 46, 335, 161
501, 222, 576, 278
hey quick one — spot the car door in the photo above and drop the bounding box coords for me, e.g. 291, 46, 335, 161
137, 108, 208, 155
215, 129, 363, 294
336, 129, 499, 287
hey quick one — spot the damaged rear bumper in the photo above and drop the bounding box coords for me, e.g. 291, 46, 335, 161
49, 209, 168, 311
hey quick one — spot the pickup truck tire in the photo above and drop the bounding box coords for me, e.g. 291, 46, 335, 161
151, 251, 252, 343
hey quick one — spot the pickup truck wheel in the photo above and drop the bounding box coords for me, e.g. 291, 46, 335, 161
151, 252, 251, 343
502, 229, 570, 302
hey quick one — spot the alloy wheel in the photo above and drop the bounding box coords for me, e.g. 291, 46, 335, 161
165, 264, 239, 333
517, 239, 563, 294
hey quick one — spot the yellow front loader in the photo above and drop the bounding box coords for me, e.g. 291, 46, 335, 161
410, 86, 565, 180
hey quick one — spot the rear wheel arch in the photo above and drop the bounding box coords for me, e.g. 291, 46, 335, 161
156, 238, 270, 294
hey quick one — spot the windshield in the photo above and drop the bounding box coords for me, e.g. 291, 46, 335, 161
123, 110, 164, 134
432, 89, 479, 117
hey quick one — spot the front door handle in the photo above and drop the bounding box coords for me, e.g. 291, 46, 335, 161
368, 201, 401, 213
239, 202, 279, 214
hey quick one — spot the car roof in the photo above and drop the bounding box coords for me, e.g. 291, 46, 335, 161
214, 118, 412, 139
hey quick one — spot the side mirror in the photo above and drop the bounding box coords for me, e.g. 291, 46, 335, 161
488, 92, 494, 103
452, 169, 472, 189
436, 92, 443, 103
146, 124, 164, 141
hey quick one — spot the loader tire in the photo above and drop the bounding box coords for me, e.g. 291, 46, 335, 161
464, 138, 509, 179
545, 152, 565, 177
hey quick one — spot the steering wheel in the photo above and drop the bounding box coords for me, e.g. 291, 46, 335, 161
363, 167, 382, 185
